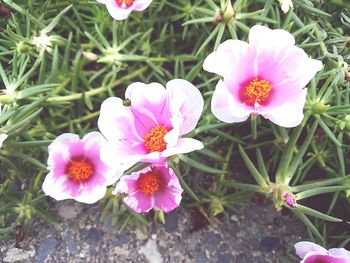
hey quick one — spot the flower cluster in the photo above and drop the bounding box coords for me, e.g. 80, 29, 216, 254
44, 80, 204, 213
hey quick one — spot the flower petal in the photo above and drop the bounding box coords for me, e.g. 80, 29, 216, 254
74, 184, 108, 204
161, 138, 204, 157
261, 89, 307, 128
0, 134, 8, 148
211, 80, 252, 123
42, 172, 71, 201
105, 1, 133, 20
133, 0, 153, 11
98, 97, 142, 143
203, 39, 251, 83
329, 248, 350, 260
125, 82, 172, 129
124, 191, 153, 213
166, 79, 204, 135
294, 241, 328, 259
249, 25, 295, 50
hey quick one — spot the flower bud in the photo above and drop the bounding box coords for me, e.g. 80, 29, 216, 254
16, 41, 31, 54
311, 102, 329, 115
338, 115, 350, 132
284, 192, 297, 208
211, 196, 224, 216
222, 1, 235, 23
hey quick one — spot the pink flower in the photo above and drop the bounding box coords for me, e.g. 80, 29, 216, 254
96, 0, 152, 20
113, 163, 183, 213
98, 79, 204, 170
295, 241, 350, 263
203, 25, 323, 128
0, 134, 8, 148
42, 132, 122, 204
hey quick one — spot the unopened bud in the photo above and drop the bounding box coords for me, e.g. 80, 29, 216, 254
338, 115, 350, 132
311, 102, 329, 115
222, 1, 235, 23
284, 193, 297, 208
16, 41, 31, 54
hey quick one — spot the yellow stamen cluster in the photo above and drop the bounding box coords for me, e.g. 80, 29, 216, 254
143, 125, 169, 153
68, 160, 93, 182
245, 78, 272, 105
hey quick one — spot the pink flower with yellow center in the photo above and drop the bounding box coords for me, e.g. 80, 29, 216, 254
98, 79, 204, 170
42, 132, 122, 204
96, 0, 152, 20
295, 241, 350, 263
114, 164, 183, 213
203, 25, 323, 128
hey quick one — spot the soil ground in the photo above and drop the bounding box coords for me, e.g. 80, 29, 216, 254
0, 199, 305, 263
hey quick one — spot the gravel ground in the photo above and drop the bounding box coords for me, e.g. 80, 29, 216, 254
0, 198, 305, 263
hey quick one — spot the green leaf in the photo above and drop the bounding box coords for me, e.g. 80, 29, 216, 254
296, 186, 350, 200
293, 210, 324, 242
238, 145, 268, 187
296, 205, 342, 222
178, 155, 227, 174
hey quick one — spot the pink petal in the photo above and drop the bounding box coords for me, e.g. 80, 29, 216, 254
133, 0, 152, 11
153, 187, 182, 212
42, 172, 72, 201
105, 1, 134, 20
249, 25, 295, 51
125, 82, 172, 129
83, 132, 123, 185
74, 184, 109, 204
166, 79, 204, 135
303, 253, 349, 263
211, 80, 252, 123
329, 248, 350, 261
203, 39, 252, 83
261, 89, 307, 127
295, 241, 328, 259
98, 97, 143, 143
153, 167, 183, 212
124, 191, 153, 213
161, 138, 204, 157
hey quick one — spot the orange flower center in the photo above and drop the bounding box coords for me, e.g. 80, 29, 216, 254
116, 0, 134, 8
68, 159, 93, 182
138, 172, 160, 194
244, 78, 272, 105
143, 125, 169, 153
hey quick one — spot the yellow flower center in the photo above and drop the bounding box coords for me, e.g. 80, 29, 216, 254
68, 159, 93, 182
116, 0, 134, 8
138, 172, 160, 194
143, 125, 169, 153
244, 78, 272, 105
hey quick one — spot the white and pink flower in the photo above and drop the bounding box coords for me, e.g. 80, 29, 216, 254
97, 0, 152, 20
295, 241, 350, 263
114, 163, 183, 213
0, 134, 8, 148
278, 0, 293, 13
98, 79, 204, 170
203, 25, 323, 128
42, 132, 122, 204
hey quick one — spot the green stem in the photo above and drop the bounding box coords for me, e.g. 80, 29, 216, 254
53, 111, 100, 130
47, 66, 147, 103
